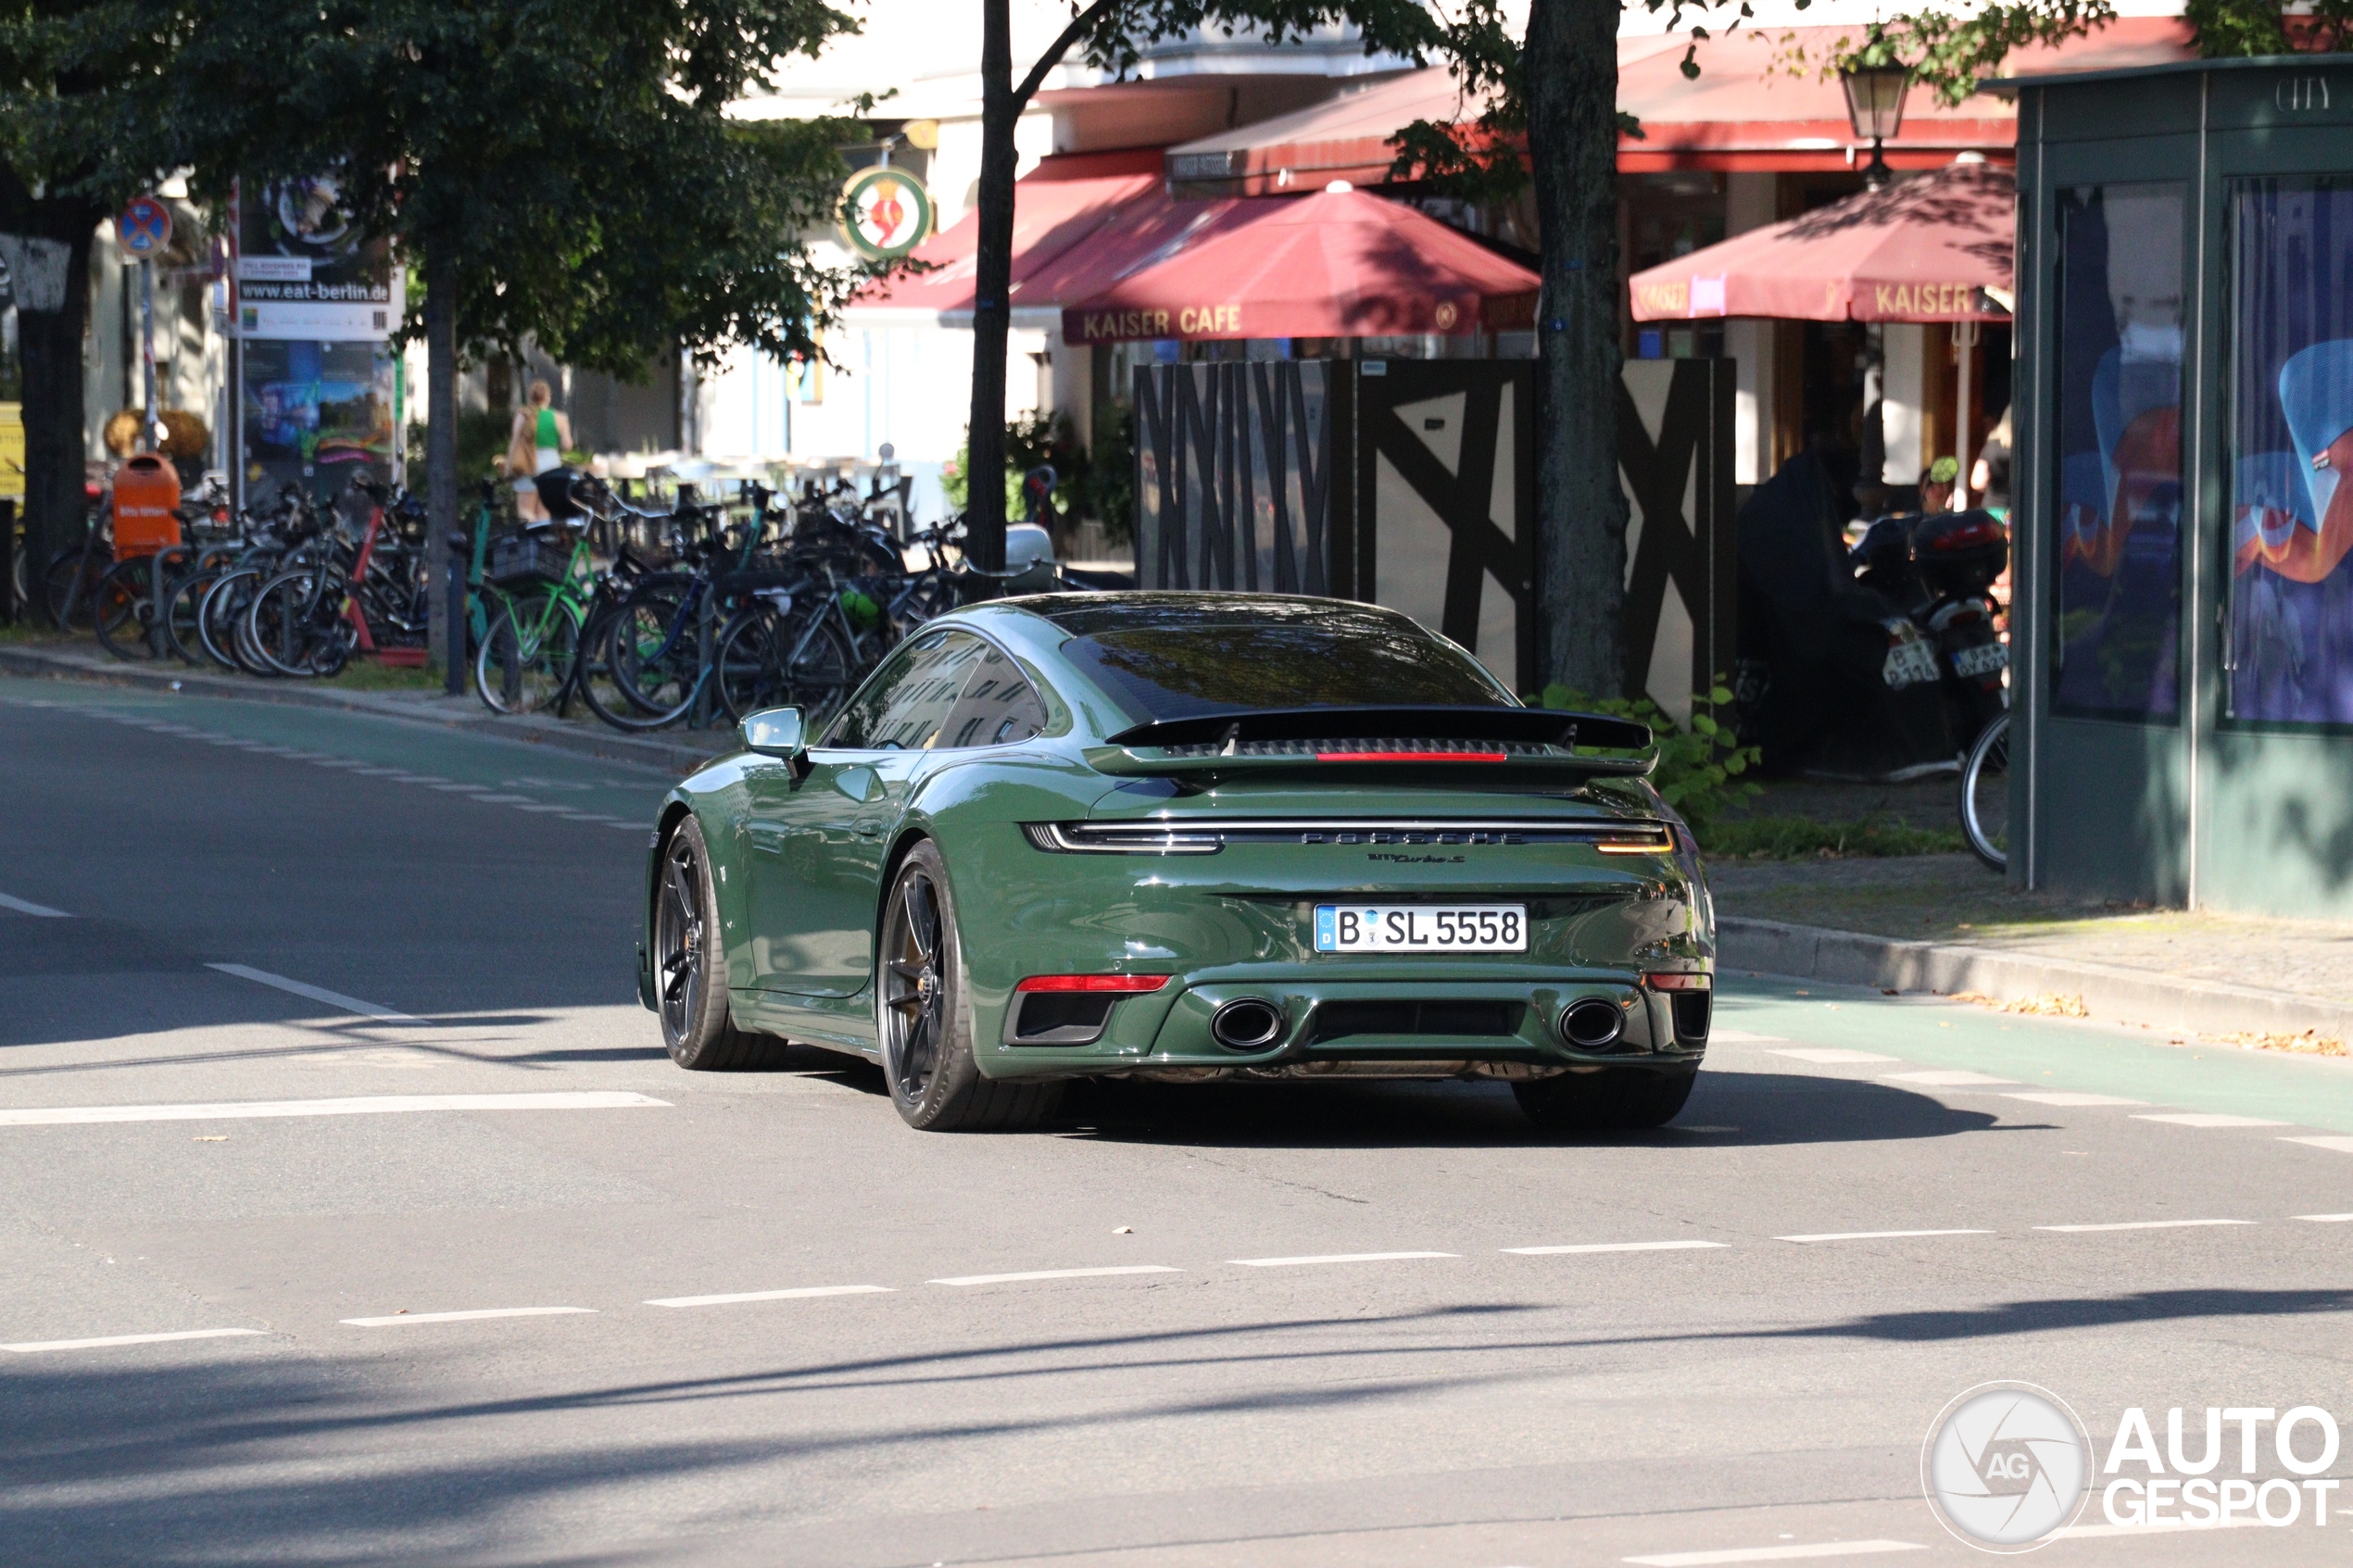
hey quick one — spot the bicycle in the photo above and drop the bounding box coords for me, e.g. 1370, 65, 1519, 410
1959, 711, 2009, 871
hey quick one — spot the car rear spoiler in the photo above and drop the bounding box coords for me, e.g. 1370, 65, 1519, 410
1087, 706, 1655, 784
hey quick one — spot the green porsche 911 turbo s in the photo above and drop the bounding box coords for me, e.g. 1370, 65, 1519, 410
637, 592, 1715, 1134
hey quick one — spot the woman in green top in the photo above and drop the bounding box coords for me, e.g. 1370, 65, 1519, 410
507, 380, 573, 522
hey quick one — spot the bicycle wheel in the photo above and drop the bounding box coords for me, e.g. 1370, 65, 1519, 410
200, 568, 264, 671
247, 570, 351, 678
476, 589, 580, 715
162, 565, 221, 664
580, 587, 698, 730
1959, 712, 2010, 872
92, 557, 161, 660
715, 606, 856, 724
44, 547, 101, 631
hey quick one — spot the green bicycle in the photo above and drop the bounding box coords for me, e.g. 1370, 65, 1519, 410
474, 519, 595, 715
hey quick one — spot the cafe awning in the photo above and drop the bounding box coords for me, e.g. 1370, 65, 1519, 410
1627, 161, 2015, 324
1062, 185, 1540, 345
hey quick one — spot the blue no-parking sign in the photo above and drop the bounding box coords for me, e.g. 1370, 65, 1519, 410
117, 195, 172, 257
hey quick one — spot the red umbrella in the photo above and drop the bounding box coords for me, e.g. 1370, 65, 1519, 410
1627, 161, 2014, 324
1629, 160, 2014, 508
1062, 185, 1539, 345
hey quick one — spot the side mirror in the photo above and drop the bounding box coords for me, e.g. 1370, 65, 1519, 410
740, 707, 808, 771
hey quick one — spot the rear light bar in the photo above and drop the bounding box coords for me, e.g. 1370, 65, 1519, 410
1317, 750, 1508, 763
1013, 974, 1174, 995
1644, 972, 1712, 991
1596, 832, 1676, 855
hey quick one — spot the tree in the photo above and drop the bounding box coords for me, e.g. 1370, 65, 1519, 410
69, 0, 864, 679
1396, 0, 2124, 699
0, 1, 177, 606
961, 1, 1442, 570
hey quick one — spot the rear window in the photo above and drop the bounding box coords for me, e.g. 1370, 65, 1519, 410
1058, 600, 1510, 722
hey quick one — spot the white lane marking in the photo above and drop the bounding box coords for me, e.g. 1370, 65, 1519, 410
2035, 1219, 2253, 1233
0, 891, 70, 917
342, 1307, 595, 1327
1228, 1251, 1459, 1268
1880, 1070, 2018, 1086
310, 758, 369, 769
647, 1286, 893, 1308
2134, 1112, 2292, 1128
2294, 1212, 2353, 1222
2051, 1518, 2266, 1539
1768, 1049, 1900, 1064
512, 804, 573, 813
1625, 1541, 1927, 1566
2281, 1135, 2353, 1155
400, 776, 450, 785
605, 821, 646, 832
1707, 1029, 1785, 1043
346, 767, 408, 776
425, 782, 479, 791
1777, 1229, 1993, 1244
208, 962, 422, 1023
0, 1091, 670, 1127
1504, 1240, 1729, 1256
2002, 1092, 2148, 1106
927, 1266, 1179, 1286
470, 793, 535, 804
3, 1328, 266, 1354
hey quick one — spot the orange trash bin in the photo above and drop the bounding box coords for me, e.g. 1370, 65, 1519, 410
112, 452, 182, 560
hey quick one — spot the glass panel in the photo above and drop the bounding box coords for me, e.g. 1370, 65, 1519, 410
823, 631, 981, 749
2051, 183, 2186, 721
933, 644, 1047, 749
2227, 179, 2353, 724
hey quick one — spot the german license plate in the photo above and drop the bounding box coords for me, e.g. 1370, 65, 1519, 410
1951, 641, 2007, 678
1314, 905, 1528, 952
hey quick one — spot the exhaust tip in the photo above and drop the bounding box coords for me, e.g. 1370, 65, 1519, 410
1212, 998, 1285, 1051
1561, 997, 1626, 1050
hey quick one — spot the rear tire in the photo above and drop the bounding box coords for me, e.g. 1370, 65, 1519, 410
878, 840, 1060, 1132
1514, 1065, 1696, 1134
654, 816, 788, 1070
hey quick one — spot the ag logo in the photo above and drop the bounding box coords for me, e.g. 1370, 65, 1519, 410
839, 166, 934, 261
1922, 1383, 2090, 1551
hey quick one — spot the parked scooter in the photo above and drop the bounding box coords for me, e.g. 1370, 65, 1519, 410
1734, 451, 1956, 778
1848, 508, 2009, 752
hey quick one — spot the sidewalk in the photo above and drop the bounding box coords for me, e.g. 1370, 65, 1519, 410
1712, 850, 2353, 1046
0, 638, 725, 777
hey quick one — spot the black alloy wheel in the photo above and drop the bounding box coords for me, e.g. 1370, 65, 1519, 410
877, 840, 1060, 1132
653, 816, 786, 1071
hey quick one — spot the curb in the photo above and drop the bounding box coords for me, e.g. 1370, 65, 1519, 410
1719, 913, 2353, 1042
0, 644, 726, 777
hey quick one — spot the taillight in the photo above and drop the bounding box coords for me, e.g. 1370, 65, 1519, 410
1013, 974, 1173, 994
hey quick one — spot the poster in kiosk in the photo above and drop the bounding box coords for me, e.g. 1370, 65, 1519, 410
232, 176, 403, 509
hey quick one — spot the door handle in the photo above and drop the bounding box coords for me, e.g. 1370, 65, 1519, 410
853, 818, 885, 839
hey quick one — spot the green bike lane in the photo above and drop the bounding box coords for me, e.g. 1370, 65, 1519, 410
0, 673, 675, 826
1718, 971, 2353, 1135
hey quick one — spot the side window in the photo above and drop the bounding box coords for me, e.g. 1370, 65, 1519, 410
866, 632, 988, 749
822, 633, 947, 748
933, 643, 1049, 749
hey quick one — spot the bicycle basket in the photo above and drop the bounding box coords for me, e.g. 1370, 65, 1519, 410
486, 531, 569, 586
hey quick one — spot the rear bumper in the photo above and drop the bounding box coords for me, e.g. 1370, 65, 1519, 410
981, 968, 1709, 1081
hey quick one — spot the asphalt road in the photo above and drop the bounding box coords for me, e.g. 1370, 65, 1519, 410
6, 672, 2353, 1567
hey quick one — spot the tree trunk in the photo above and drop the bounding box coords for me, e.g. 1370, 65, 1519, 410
963, 0, 1016, 572
1525, 0, 1629, 699
425, 243, 462, 692
1, 190, 99, 608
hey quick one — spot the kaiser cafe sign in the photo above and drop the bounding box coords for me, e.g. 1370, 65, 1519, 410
1632, 276, 1997, 320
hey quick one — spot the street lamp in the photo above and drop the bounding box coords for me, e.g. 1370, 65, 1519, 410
1841, 61, 1912, 192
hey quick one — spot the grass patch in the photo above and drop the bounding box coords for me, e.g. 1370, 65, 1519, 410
1702, 813, 1966, 860
320, 658, 449, 693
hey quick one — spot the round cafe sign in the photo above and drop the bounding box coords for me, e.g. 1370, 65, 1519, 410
840, 167, 934, 261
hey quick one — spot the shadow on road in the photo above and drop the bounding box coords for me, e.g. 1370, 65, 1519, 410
1051, 1070, 2002, 1150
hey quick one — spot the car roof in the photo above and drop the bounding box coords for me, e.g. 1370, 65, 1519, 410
988, 591, 1441, 641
